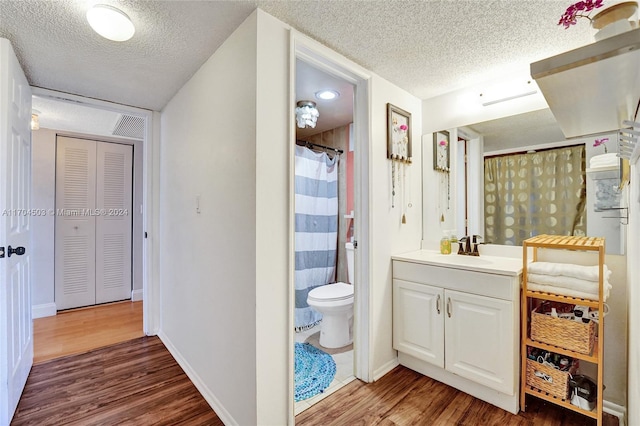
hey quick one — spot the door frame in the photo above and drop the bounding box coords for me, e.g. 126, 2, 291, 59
289, 30, 372, 418
31, 87, 159, 335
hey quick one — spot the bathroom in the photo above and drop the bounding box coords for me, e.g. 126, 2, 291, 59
293, 58, 357, 413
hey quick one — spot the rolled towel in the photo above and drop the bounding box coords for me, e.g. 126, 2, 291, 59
527, 262, 611, 282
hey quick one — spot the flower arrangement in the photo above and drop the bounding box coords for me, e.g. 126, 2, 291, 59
558, 0, 604, 28
594, 137, 609, 153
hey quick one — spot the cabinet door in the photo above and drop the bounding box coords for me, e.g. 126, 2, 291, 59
445, 289, 514, 395
393, 279, 444, 368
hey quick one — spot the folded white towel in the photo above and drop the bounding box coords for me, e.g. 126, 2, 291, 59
527, 273, 606, 294
528, 282, 610, 302
527, 262, 611, 282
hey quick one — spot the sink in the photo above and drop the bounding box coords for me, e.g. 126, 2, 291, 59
433, 254, 492, 265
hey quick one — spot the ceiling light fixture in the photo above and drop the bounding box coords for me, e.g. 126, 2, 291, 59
295, 101, 319, 129
87, 4, 135, 42
31, 110, 40, 131
315, 90, 340, 101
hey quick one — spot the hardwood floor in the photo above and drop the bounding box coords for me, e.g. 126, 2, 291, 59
12, 336, 223, 426
33, 300, 144, 363
296, 366, 619, 426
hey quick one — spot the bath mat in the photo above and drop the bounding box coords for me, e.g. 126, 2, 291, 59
294, 342, 336, 402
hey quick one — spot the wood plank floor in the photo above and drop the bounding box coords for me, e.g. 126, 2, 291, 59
296, 365, 619, 426
12, 336, 223, 426
33, 301, 144, 364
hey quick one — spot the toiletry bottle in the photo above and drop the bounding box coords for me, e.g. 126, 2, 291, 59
440, 232, 451, 254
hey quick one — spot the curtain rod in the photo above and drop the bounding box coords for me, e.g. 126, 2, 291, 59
296, 139, 344, 155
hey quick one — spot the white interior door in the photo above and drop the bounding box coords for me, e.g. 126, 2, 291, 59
0, 38, 33, 425
55, 137, 133, 310
55, 137, 97, 310
95, 142, 132, 304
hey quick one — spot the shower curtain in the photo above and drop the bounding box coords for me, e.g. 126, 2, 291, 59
294, 145, 339, 331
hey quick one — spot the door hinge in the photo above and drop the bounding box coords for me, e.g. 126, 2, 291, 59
353, 240, 358, 249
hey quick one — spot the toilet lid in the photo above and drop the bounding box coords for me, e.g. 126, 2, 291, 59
308, 282, 353, 302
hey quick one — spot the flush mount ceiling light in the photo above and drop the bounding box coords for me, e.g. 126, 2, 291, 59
31, 110, 40, 131
87, 4, 135, 42
315, 90, 340, 101
296, 100, 319, 129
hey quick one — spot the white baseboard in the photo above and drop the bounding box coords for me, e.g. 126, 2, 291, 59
32, 303, 56, 319
131, 289, 143, 301
604, 400, 626, 426
157, 330, 237, 426
373, 357, 399, 381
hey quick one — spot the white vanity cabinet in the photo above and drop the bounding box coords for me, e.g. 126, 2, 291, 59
391, 251, 522, 414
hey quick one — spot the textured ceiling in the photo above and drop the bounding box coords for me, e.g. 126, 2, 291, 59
0, 0, 595, 113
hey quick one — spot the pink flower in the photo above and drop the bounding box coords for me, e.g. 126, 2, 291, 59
399, 124, 408, 131
594, 137, 609, 153
558, 0, 604, 29
439, 140, 447, 147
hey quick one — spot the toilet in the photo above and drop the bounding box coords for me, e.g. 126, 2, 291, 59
307, 242, 354, 349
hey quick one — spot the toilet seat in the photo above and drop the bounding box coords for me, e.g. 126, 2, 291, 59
308, 282, 353, 302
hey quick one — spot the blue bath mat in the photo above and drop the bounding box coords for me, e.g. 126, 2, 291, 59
294, 342, 336, 402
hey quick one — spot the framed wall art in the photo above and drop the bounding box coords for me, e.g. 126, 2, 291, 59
387, 103, 412, 163
433, 130, 450, 172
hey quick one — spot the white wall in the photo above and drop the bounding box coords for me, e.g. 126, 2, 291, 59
30, 128, 144, 318
254, 10, 290, 423
31, 129, 56, 316
159, 12, 259, 426
370, 77, 423, 378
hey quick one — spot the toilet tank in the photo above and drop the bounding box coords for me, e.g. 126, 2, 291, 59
345, 242, 354, 284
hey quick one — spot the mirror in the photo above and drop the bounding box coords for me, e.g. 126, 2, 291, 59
452, 108, 625, 255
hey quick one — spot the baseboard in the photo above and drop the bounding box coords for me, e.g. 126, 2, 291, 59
157, 330, 237, 426
372, 357, 400, 381
131, 289, 143, 301
32, 303, 56, 319
604, 400, 626, 426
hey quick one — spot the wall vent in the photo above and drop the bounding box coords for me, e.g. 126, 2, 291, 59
112, 114, 144, 139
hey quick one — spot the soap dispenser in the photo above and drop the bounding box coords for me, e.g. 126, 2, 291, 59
440, 231, 451, 254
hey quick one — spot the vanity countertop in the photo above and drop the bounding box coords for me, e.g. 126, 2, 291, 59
392, 249, 525, 276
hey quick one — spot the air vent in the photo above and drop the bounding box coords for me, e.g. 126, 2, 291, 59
112, 114, 144, 139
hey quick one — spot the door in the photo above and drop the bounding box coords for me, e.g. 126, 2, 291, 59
55, 137, 133, 310
444, 289, 513, 394
393, 279, 444, 367
0, 38, 33, 425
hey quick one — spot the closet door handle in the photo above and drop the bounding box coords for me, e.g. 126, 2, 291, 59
436, 294, 441, 314
446, 297, 452, 318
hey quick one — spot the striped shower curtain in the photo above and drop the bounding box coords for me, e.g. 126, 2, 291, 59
294, 146, 339, 331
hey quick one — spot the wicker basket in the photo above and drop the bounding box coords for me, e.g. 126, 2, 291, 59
525, 358, 577, 400
530, 309, 596, 355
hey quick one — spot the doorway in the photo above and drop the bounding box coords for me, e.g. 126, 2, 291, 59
292, 37, 371, 418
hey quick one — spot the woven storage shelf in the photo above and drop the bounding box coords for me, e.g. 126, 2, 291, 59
530, 310, 596, 355
525, 359, 576, 400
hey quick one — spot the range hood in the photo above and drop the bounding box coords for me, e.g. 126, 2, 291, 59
531, 27, 640, 139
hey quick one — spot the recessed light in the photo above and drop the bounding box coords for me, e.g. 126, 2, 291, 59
315, 90, 340, 101
87, 4, 135, 42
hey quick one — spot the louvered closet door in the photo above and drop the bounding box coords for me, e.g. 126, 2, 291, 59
95, 142, 132, 304
55, 137, 97, 310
